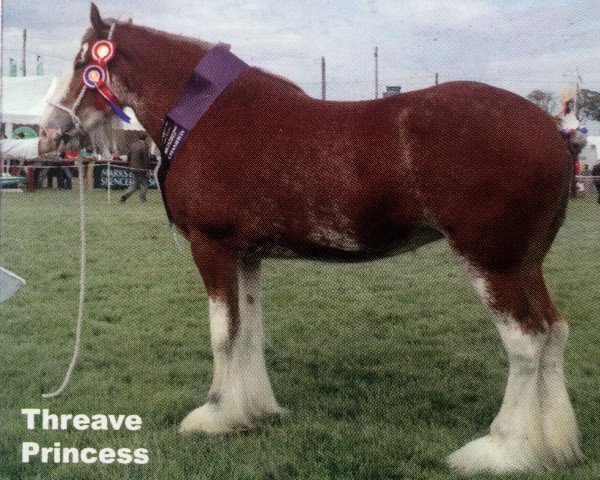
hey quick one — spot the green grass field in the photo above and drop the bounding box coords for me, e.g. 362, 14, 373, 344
1, 189, 599, 480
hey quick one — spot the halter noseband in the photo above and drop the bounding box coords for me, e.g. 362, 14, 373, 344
48, 22, 131, 129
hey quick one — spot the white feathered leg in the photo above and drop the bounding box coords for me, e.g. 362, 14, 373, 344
180, 257, 283, 433
448, 317, 550, 474
448, 264, 582, 475
538, 321, 583, 466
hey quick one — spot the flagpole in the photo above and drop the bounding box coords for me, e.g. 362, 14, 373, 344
21, 29, 27, 76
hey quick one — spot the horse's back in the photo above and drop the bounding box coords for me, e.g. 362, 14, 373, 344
307, 80, 570, 266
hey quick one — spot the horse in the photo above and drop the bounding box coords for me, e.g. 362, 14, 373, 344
40, 4, 583, 475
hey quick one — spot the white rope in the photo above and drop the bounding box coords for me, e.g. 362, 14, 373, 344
42, 160, 86, 398
173, 229, 183, 251
18, 162, 153, 173
107, 160, 112, 203
576, 175, 600, 180
108, 22, 117, 41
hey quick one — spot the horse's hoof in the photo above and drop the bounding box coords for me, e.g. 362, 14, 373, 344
179, 403, 247, 434
178, 402, 286, 434
447, 435, 543, 476
542, 417, 584, 467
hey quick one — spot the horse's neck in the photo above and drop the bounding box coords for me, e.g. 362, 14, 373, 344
117, 27, 303, 144
119, 28, 211, 140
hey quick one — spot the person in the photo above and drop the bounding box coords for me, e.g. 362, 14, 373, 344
46, 165, 59, 188
592, 162, 600, 204
59, 137, 79, 189
34, 160, 48, 189
47, 133, 69, 188
121, 134, 152, 203
80, 143, 94, 159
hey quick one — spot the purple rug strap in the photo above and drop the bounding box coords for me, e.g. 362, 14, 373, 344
158, 45, 249, 222
161, 44, 248, 161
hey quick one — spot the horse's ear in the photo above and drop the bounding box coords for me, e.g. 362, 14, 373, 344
90, 3, 108, 31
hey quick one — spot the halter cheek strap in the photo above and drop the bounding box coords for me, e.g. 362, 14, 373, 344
108, 23, 116, 41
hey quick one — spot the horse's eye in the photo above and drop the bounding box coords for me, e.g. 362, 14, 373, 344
74, 61, 86, 71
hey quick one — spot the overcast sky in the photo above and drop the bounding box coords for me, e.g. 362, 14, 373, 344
2, 0, 600, 102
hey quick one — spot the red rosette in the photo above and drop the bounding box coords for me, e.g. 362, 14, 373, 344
91, 40, 115, 63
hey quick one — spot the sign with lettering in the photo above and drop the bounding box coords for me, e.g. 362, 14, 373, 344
93, 165, 157, 189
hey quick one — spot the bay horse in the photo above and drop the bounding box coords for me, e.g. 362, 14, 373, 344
41, 4, 583, 475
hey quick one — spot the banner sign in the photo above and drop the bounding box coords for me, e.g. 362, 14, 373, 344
93, 165, 157, 190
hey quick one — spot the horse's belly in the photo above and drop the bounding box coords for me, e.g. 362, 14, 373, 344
250, 226, 443, 262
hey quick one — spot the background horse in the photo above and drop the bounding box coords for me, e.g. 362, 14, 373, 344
41, 4, 582, 475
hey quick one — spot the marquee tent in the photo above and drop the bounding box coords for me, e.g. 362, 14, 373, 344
1, 76, 59, 126
584, 136, 600, 167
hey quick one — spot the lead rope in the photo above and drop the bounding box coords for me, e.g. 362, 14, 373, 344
42, 22, 119, 398
42, 159, 86, 398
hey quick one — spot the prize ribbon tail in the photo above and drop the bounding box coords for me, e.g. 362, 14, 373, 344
109, 101, 131, 123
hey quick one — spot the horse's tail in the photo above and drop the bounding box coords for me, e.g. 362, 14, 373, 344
545, 138, 573, 246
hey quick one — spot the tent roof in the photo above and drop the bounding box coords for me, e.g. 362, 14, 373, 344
1, 75, 144, 130
582, 135, 600, 167
1, 76, 59, 124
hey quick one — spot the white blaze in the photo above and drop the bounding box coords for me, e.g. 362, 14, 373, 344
79, 42, 89, 62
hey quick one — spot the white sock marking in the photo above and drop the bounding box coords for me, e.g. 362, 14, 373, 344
180, 260, 281, 433
448, 262, 582, 474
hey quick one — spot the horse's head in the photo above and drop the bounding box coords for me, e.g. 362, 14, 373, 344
40, 3, 133, 153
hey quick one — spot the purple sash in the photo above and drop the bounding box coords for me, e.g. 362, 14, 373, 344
158, 44, 249, 221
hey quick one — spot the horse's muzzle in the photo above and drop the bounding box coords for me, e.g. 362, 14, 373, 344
39, 107, 79, 154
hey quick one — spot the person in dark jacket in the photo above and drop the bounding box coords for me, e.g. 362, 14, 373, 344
592, 162, 600, 204
121, 134, 152, 203
59, 137, 79, 190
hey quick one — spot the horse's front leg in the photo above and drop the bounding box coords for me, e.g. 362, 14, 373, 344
180, 232, 283, 433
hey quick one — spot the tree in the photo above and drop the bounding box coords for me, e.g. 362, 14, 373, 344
526, 90, 558, 114
577, 89, 600, 121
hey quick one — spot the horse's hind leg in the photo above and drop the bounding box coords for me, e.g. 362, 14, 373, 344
447, 263, 582, 475
179, 232, 283, 433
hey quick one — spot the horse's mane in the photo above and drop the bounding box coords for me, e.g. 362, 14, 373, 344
251, 68, 306, 95
102, 20, 305, 96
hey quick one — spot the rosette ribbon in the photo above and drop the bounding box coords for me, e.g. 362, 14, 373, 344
81, 40, 131, 123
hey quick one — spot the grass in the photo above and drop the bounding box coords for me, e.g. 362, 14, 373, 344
0, 188, 599, 480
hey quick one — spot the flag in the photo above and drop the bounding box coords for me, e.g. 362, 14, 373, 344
36, 55, 44, 76
9, 58, 17, 77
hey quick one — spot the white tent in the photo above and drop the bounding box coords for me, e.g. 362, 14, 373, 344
1, 76, 59, 126
1, 75, 144, 133
0, 138, 39, 160
121, 107, 144, 130
582, 135, 600, 168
